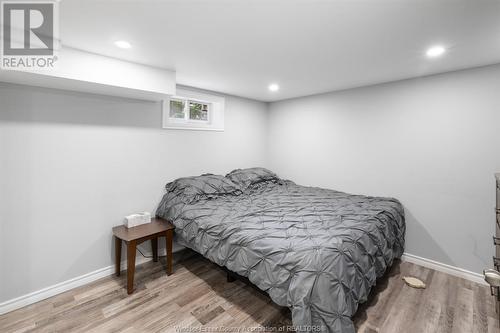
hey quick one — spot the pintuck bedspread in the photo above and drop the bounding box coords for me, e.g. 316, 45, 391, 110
156, 173, 405, 333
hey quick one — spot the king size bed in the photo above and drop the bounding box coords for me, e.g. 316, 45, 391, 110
156, 168, 405, 333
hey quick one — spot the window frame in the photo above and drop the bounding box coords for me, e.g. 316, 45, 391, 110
162, 88, 225, 131
168, 97, 211, 124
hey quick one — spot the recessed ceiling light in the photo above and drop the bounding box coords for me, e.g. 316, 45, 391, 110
268, 83, 279, 92
426, 45, 446, 58
114, 40, 131, 49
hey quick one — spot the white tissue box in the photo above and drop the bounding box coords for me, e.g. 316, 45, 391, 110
123, 212, 152, 228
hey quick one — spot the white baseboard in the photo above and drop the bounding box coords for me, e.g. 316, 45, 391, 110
0, 243, 187, 316
0, 254, 155, 316
0, 250, 486, 316
401, 252, 486, 286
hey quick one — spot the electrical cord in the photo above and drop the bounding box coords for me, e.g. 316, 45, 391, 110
137, 247, 167, 258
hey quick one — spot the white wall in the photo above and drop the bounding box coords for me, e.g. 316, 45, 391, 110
0, 83, 268, 302
2, 63, 499, 305
267, 64, 500, 275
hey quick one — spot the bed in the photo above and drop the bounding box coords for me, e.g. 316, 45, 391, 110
156, 168, 405, 333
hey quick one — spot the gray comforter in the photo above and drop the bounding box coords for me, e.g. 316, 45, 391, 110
156, 172, 405, 333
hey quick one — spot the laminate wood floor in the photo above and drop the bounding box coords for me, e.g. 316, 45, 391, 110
1, 250, 498, 333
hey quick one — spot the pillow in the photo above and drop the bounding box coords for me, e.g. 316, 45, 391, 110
165, 174, 242, 201
226, 167, 280, 189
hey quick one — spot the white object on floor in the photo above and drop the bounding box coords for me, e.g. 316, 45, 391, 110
402, 276, 426, 289
123, 212, 152, 228
484, 269, 500, 287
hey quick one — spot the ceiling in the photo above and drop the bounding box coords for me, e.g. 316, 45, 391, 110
60, 0, 500, 102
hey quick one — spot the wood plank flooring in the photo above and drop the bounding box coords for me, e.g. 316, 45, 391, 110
1, 250, 498, 333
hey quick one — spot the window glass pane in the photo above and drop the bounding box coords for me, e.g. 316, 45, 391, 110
189, 101, 209, 121
169, 99, 185, 119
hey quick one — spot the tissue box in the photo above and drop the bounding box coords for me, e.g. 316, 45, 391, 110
124, 212, 152, 228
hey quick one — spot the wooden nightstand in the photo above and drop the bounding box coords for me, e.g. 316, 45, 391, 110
112, 217, 175, 294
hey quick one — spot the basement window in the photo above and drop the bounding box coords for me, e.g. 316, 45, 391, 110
169, 98, 210, 122
163, 88, 224, 131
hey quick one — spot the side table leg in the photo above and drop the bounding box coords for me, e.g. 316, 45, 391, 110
152, 237, 158, 262
127, 240, 137, 294
166, 230, 173, 275
115, 236, 121, 276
